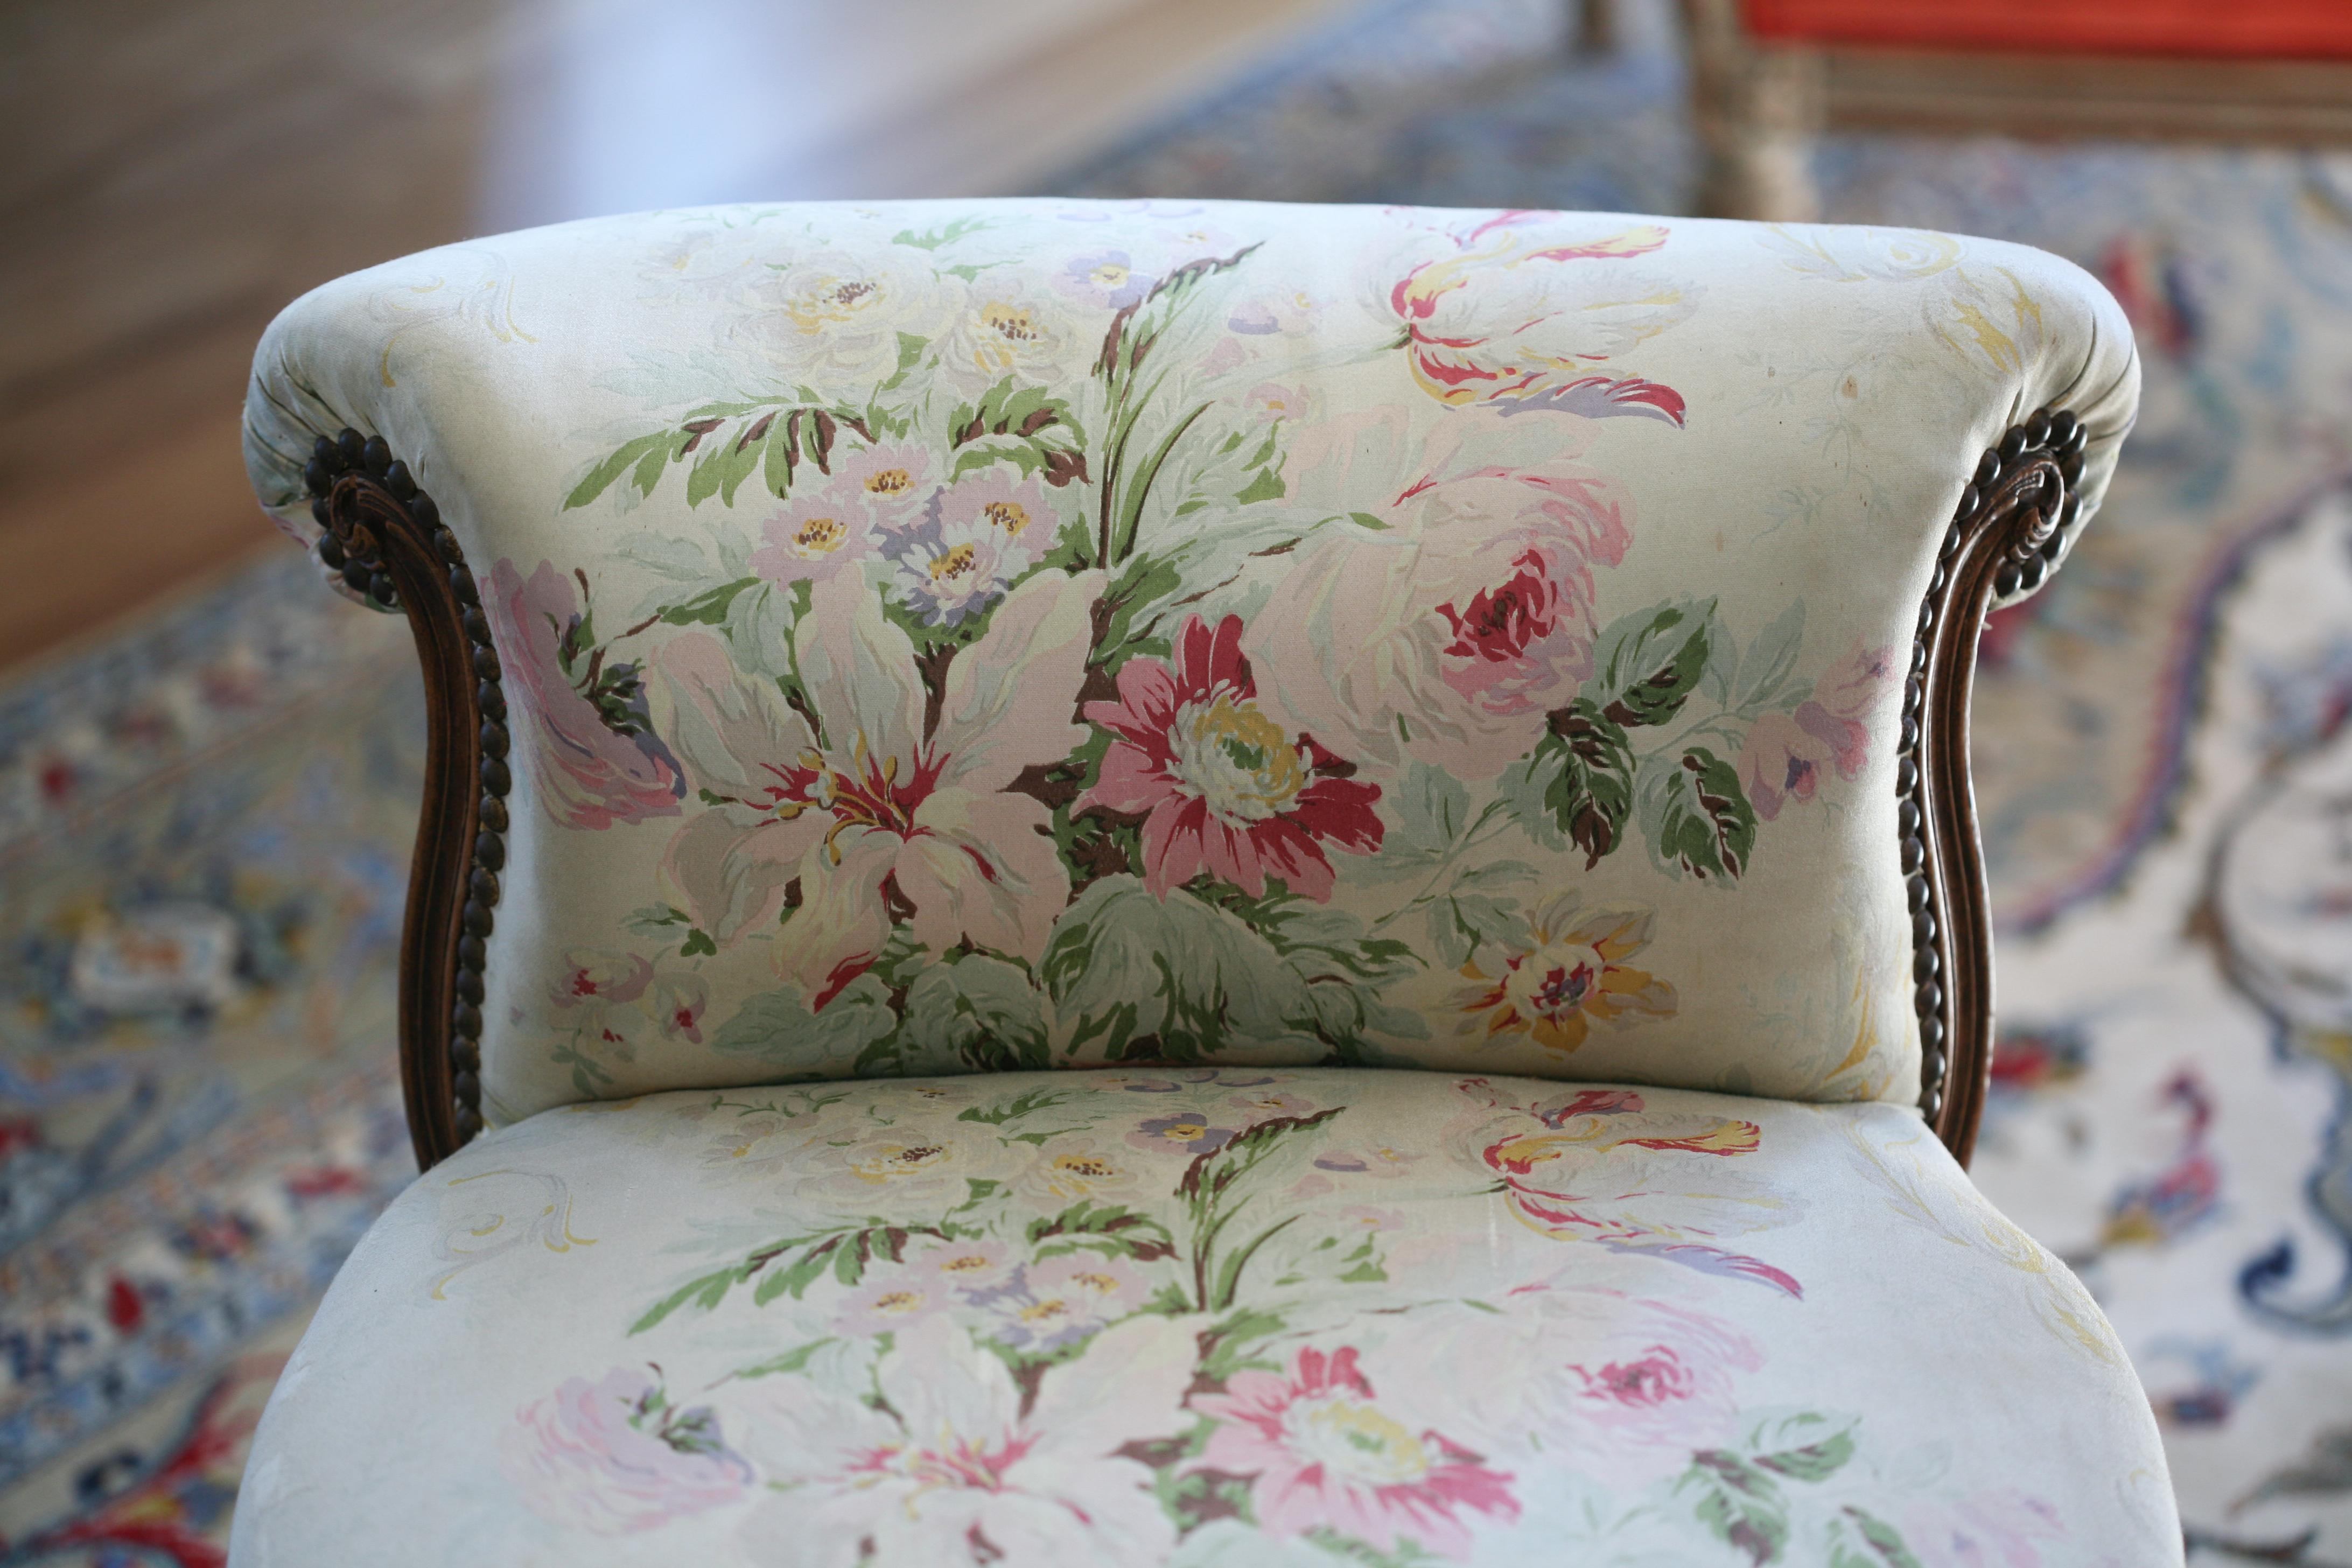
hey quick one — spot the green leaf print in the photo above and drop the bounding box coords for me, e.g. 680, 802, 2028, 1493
1299, 1529, 1452, 1567
1754, 1413, 1858, 1481
1732, 600, 1809, 712
1093, 243, 1264, 566
564, 400, 879, 510
1178, 1108, 1345, 1311
1424, 888, 1532, 969
1026, 1201, 1178, 1264
731, 1338, 841, 1381
632, 1222, 943, 1332
564, 431, 671, 510
1824, 1507, 1927, 1568
706, 977, 900, 1070
891, 216, 994, 251
1592, 598, 1717, 727
901, 954, 1051, 1072
653, 575, 761, 628
1364, 763, 1480, 884
956, 1083, 1089, 1128
1504, 699, 1637, 869
946, 377, 1088, 488
1637, 745, 1759, 882
1680, 1450, 1793, 1565
1039, 876, 1329, 1063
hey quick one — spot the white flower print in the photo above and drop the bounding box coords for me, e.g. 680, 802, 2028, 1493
730, 1314, 1195, 1567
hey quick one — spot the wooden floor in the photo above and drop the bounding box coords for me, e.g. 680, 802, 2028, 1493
0, 0, 1348, 674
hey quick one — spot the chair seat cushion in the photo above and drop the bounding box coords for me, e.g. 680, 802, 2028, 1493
232, 1069, 2178, 1566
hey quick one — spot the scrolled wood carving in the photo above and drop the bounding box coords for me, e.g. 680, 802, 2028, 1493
1906, 406, 2087, 1165
304, 430, 501, 1168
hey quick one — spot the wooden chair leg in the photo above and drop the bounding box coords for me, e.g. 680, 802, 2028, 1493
1573, 0, 1621, 57
1681, 0, 1825, 221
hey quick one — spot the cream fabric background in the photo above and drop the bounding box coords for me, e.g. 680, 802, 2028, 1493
230, 1068, 2180, 1566
242, 201, 2138, 1123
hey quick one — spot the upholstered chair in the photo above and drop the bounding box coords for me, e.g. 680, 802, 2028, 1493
231, 201, 2174, 1566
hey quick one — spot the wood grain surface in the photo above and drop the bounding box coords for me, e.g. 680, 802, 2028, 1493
0, 0, 1345, 674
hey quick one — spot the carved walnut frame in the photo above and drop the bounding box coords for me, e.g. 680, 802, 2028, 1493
302, 409, 2087, 1172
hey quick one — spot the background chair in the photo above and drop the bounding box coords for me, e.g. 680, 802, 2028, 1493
1683, 0, 2352, 220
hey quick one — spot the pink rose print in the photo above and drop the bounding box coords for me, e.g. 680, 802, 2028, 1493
1741, 638, 1895, 820
503, 1367, 751, 1536
1550, 1297, 1760, 1487
549, 949, 655, 1051
1385, 211, 1694, 422
551, 950, 655, 1011
1243, 456, 1633, 781
652, 971, 708, 1045
1361, 1286, 1760, 1491
1193, 1345, 1518, 1559
1077, 613, 1384, 901
483, 560, 685, 830
546, 952, 706, 1062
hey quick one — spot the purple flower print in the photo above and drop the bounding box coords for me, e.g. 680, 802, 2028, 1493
971, 1254, 1148, 1352
1055, 248, 1155, 310
1125, 1113, 1239, 1157
1227, 1090, 1317, 1120
830, 1237, 1017, 1337
886, 469, 1053, 627
503, 1366, 751, 1535
1312, 1145, 1426, 1180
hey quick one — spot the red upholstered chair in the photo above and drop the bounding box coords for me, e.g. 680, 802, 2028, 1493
1688, 0, 2352, 219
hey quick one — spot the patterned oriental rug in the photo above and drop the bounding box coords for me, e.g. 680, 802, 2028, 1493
3, 1, 2348, 1561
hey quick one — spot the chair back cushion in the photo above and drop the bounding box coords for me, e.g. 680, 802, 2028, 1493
244, 201, 2137, 1127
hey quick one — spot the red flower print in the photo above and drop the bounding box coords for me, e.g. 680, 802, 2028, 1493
1078, 615, 1383, 901
1192, 1345, 1517, 1558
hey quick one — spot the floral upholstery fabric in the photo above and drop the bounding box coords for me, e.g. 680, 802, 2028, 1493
229, 1068, 2178, 1565
241, 201, 2138, 1124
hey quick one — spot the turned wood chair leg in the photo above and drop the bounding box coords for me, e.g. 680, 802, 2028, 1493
1573, 0, 1621, 57
1681, 0, 1825, 221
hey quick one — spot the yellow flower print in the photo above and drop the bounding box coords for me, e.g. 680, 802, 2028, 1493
1451, 901, 1677, 1056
